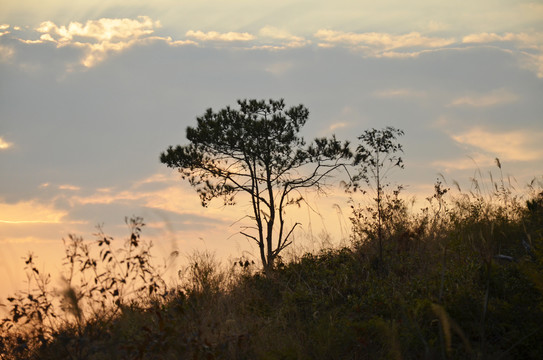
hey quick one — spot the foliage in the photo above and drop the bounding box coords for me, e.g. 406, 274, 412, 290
0, 217, 170, 359
351, 127, 405, 264
161, 99, 351, 272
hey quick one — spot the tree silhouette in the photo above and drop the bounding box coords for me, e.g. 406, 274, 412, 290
161, 99, 351, 272
353, 127, 404, 264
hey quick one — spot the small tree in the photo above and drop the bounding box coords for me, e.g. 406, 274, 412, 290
352, 127, 404, 263
161, 99, 351, 272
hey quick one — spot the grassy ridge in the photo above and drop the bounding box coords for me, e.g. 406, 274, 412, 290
1, 179, 543, 359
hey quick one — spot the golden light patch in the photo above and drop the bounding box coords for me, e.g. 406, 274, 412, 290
374, 88, 427, 98
462, 32, 543, 48
0, 201, 67, 224
451, 128, 543, 162
70, 190, 142, 205
432, 153, 495, 171
142, 185, 219, 216
133, 172, 172, 187
36, 17, 159, 43
448, 88, 518, 107
329, 122, 349, 131
265, 62, 294, 75
314, 30, 455, 50
185, 30, 255, 42
258, 26, 308, 48
0, 136, 13, 149
58, 184, 80, 191
32, 17, 164, 68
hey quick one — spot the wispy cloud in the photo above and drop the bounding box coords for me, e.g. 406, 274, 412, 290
67, 172, 218, 219
185, 30, 254, 42
10, 16, 196, 68
432, 153, 495, 171
19, 16, 161, 67
0, 44, 14, 62
520, 52, 543, 78
58, 184, 81, 191
257, 26, 309, 49
314, 29, 455, 57
329, 122, 350, 131
462, 32, 543, 48
264, 61, 294, 75
310, 29, 543, 77
448, 88, 518, 107
451, 127, 543, 162
0, 24, 10, 37
4, 16, 543, 79
35, 17, 158, 43
0, 172, 233, 244
374, 88, 427, 98
463, 32, 543, 77
0, 201, 67, 224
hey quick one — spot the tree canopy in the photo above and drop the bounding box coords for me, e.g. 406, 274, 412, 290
161, 99, 351, 272
352, 126, 405, 264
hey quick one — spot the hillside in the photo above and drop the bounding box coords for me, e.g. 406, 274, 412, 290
1, 183, 543, 359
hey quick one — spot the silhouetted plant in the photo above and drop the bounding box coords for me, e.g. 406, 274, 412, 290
58, 217, 167, 325
0, 253, 57, 356
0, 216, 169, 359
351, 127, 405, 264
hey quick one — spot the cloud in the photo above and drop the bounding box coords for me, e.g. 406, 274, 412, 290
463, 32, 513, 44
0, 44, 14, 62
258, 26, 309, 48
310, 29, 543, 78
462, 32, 543, 48
432, 153, 495, 171
448, 88, 518, 107
166, 37, 198, 47
0, 137, 13, 150
58, 184, 80, 191
0, 201, 67, 224
424, 20, 449, 32
65, 172, 228, 222
463, 32, 543, 77
329, 122, 349, 131
520, 51, 543, 78
185, 30, 254, 42
20, 16, 176, 68
0, 24, 10, 37
0, 170, 235, 250
75, 39, 140, 68
7, 16, 541, 79
35, 17, 159, 43
314, 29, 455, 56
450, 127, 543, 162
264, 61, 293, 75
374, 88, 427, 98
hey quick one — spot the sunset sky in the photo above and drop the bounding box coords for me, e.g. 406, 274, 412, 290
1, 0, 542, 299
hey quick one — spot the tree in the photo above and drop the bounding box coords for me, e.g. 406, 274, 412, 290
352, 127, 404, 264
161, 99, 351, 273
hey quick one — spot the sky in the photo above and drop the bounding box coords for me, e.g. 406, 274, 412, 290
1, 0, 542, 299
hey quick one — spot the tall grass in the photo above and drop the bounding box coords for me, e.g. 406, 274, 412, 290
1, 169, 543, 359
